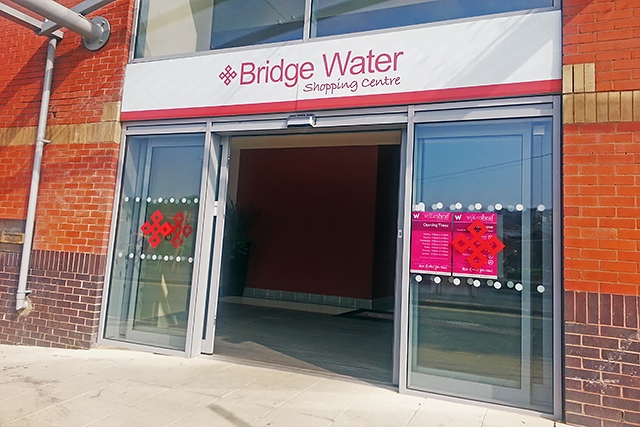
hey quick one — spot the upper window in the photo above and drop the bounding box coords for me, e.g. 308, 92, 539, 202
312, 0, 554, 37
210, 0, 305, 50
134, 0, 554, 58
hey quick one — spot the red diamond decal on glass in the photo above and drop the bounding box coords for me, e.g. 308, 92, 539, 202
140, 209, 194, 249
452, 219, 505, 269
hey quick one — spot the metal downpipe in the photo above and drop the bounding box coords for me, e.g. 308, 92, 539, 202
16, 37, 57, 312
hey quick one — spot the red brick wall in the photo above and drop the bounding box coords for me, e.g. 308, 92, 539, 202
563, 0, 640, 92
563, 122, 640, 297
35, 142, 120, 254
0, 251, 106, 348
0, 0, 134, 347
565, 291, 640, 427
0, 0, 133, 128
0, 145, 33, 220
563, 1, 640, 426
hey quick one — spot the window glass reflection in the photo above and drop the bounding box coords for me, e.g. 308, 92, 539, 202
211, 0, 305, 50
134, 0, 554, 58
135, 0, 215, 58
312, 0, 553, 37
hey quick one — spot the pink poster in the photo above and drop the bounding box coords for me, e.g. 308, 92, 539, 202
451, 212, 504, 279
410, 212, 452, 275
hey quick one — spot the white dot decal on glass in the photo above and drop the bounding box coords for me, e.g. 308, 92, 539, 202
473, 280, 481, 288
516, 204, 524, 211
188, 257, 194, 263
415, 275, 423, 283
152, 199, 157, 204
117, 252, 123, 258
417, 202, 426, 211
128, 253, 134, 259
170, 198, 175, 203
135, 197, 141, 203
537, 204, 546, 212
140, 254, 145, 259
453, 278, 461, 286
176, 256, 181, 262
507, 281, 515, 288
124, 196, 129, 202
434, 276, 442, 284
194, 198, 199, 203
164, 256, 169, 261
169, 255, 174, 261
495, 203, 503, 211
449, 204, 456, 211
494, 281, 502, 289
431, 204, 437, 210
152, 255, 157, 260
475, 203, 482, 210
488, 205, 495, 212
436, 202, 443, 209
537, 285, 545, 293
508, 205, 515, 212
146, 197, 152, 203
181, 198, 187, 203
158, 197, 163, 203
455, 202, 462, 209
468, 204, 475, 211
515, 283, 523, 291
487, 280, 494, 287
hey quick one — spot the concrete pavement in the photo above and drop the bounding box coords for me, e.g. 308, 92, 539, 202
0, 344, 568, 427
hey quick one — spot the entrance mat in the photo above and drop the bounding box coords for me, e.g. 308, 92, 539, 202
336, 309, 394, 322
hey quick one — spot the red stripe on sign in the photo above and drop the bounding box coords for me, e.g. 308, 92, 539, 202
120, 79, 562, 122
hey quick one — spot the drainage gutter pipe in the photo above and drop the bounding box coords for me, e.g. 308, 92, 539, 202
16, 37, 57, 311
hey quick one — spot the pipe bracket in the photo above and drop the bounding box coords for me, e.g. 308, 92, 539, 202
82, 16, 110, 51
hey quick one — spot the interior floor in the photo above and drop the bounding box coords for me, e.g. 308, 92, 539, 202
213, 298, 394, 384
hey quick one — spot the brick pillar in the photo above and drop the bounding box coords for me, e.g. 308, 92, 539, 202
563, 1, 640, 426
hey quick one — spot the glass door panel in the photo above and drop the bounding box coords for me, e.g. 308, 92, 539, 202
105, 134, 205, 351
408, 118, 554, 413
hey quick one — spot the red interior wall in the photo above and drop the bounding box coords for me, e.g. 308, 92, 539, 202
236, 145, 378, 299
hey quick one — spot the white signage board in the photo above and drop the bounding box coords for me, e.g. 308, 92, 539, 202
121, 10, 561, 121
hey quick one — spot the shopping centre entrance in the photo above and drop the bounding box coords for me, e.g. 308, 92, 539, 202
212, 131, 401, 384
103, 100, 559, 415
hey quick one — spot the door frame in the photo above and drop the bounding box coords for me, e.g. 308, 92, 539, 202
99, 125, 214, 357
199, 110, 409, 371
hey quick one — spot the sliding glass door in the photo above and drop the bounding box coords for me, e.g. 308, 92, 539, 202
407, 117, 555, 413
104, 134, 209, 352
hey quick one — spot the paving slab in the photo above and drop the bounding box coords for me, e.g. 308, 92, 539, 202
0, 344, 565, 427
